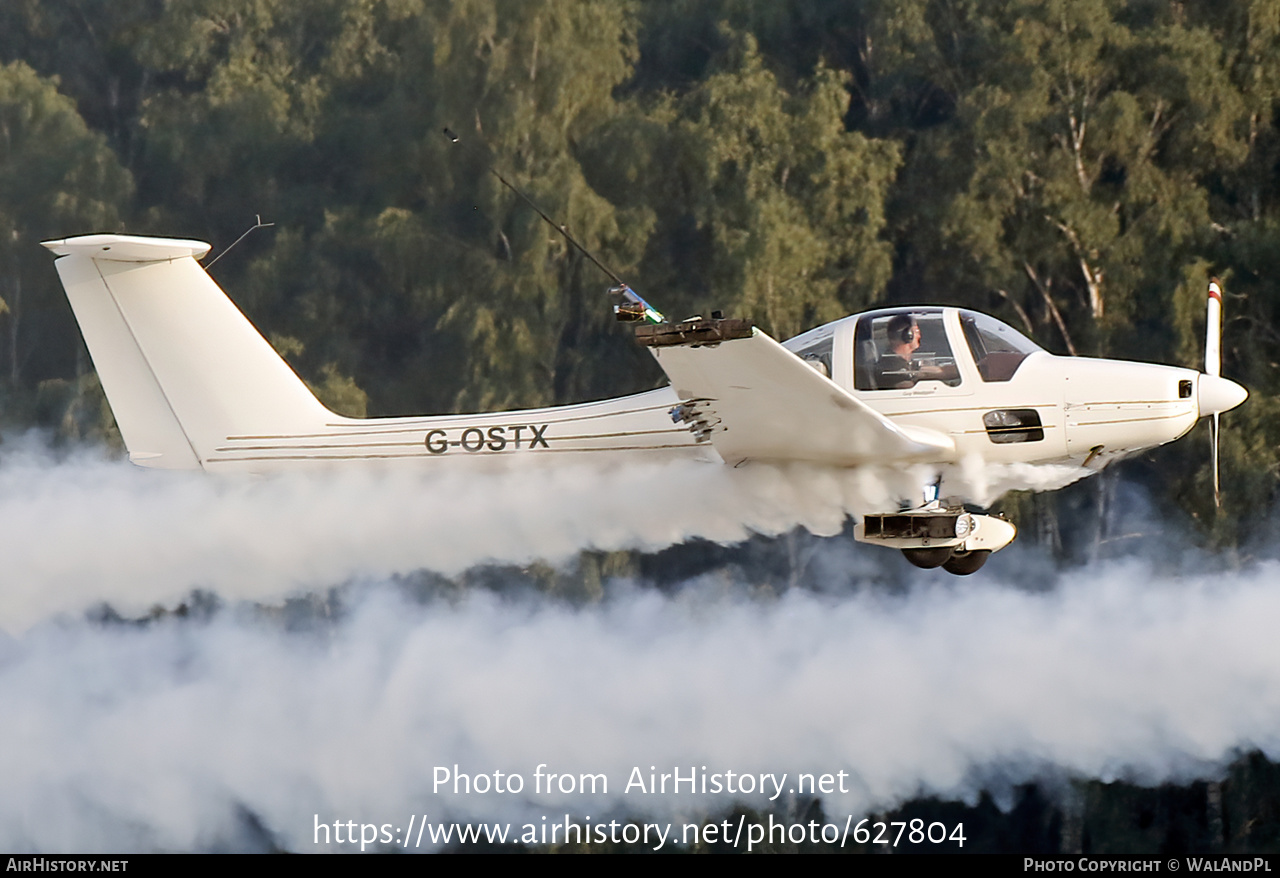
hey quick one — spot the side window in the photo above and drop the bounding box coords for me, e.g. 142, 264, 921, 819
854, 311, 961, 390
793, 335, 834, 378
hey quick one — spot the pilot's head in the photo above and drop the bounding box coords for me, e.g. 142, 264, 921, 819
887, 314, 920, 355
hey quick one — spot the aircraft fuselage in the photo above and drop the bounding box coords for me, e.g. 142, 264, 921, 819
42, 235, 1243, 484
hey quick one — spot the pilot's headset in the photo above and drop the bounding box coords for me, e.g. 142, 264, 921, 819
889, 315, 918, 345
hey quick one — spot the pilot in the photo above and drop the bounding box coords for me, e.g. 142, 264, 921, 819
875, 314, 923, 389
874, 314, 958, 389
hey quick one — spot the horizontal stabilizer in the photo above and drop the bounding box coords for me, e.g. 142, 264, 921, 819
43, 235, 211, 263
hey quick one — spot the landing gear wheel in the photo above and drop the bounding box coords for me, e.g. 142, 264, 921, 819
942, 550, 991, 575
902, 547, 955, 569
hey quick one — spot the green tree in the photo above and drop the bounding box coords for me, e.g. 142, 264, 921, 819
131, 0, 651, 414
587, 30, 901, 340
877, 0, 1243, 360
0, 61, 132, 405
0, 0, 162, 171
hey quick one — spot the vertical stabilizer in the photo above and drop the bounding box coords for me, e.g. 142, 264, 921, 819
43, 234, 334, 469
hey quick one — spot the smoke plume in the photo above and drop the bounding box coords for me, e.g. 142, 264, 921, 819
0, 439, 1082, 632
7, 439, 1262, 854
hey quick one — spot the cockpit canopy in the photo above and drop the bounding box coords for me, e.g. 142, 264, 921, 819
785, 307, 1044, 392
853, 308, 1042, 390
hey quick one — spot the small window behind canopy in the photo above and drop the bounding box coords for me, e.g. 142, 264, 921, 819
792, 333, 834, 378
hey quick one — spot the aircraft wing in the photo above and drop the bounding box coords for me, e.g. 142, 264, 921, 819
647, 327, 954, 466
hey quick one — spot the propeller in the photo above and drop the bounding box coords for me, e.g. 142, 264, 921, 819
1199, 279, 1248, 508
1208, 280, 1221, 507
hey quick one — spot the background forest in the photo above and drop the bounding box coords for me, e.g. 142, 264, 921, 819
2, 0, 1280, 853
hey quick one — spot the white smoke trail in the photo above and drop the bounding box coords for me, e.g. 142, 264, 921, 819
5, 437, 1194, 854
0, 438, 1081, 632
1, 563, 1278, 853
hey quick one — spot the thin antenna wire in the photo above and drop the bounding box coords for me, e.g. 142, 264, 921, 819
205, 215, 276, 270
442, 128, 664, 323
443, 128, 622, 284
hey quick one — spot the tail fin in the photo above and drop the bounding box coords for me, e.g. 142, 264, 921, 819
43, 234, 334, 469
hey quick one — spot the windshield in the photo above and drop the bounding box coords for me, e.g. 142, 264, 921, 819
959, 311, 1042, 382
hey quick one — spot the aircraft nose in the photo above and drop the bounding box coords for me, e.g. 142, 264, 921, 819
1198, 374, 1248, 417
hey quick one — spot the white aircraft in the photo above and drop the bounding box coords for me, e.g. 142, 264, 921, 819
43, 233, 1246, 574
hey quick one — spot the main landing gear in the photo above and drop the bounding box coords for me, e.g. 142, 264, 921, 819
900, 545, 992, 575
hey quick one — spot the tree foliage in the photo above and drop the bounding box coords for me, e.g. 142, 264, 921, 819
0, 60, 132, 398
